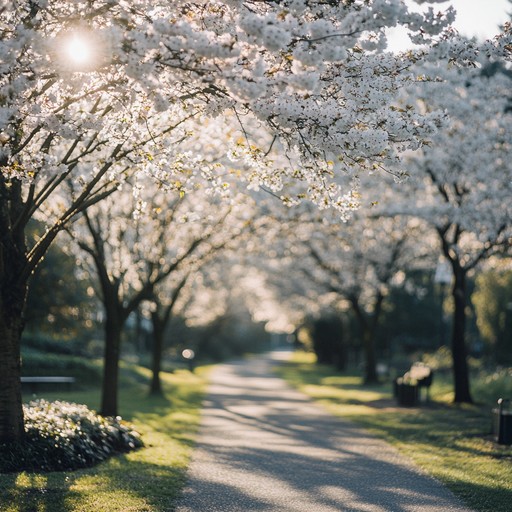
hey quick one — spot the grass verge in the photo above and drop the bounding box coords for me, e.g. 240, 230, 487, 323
0, 365, 209, 512
277, 351, 512, 512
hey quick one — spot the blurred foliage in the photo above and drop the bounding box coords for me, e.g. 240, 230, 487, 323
299, 315, 347, 369
25, 221, 98, 339
0, 400, 142, 473
191, 311, 271, 362
378, 269, 484, 359
21, 332, 98, 358
472, 367, 512, 404
473, 267, 512, 365
376, 269, 446, 354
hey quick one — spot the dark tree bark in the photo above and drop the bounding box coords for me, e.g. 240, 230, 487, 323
351, 294, 383, 385
0, 176, 27, 441
450, 263, 473, 403
149, 274, 189, 396
77, 212, 132, 417
0, 297, 25, 441
100, 299, 125, 416
438, 225, 474, 404
361, 329, 379, 384
149, 312, 165, 396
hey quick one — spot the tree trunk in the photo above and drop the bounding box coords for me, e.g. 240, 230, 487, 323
451, 266, 473, 403
0, 309, 25, 441
0, 179, 28, 441
351, 297, 381, 384
149, 313, 164, 396
100, 305, 123, 417
362, 328, 379, 384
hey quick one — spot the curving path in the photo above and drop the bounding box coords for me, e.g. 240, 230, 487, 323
175, 351, 473, 512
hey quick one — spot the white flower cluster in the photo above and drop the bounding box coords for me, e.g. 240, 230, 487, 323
404, 52, 512, 267
0, 0, 493, 218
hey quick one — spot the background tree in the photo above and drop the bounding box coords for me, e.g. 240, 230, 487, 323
402, 55, 512, 403
472, 261, 512, 365
146, 224, 255, 394
70, 179, 249, 415
252, 190, 432, 382
309, 315, 347, 370
148, 273, 191, 396
304, 213, 429, 382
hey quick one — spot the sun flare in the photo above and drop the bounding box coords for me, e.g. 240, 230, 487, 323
66, 35, 92, 66
53, 28, 104, 72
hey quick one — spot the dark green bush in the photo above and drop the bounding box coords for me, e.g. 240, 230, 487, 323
22, 332, 88, 356
22, 332, 106, 360
20, 349, 102, 386
0, 400, 143, 473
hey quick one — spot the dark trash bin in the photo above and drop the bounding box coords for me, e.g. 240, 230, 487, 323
492, 398, 512, 445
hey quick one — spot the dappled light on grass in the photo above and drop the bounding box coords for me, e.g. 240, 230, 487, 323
278, 351, 391, 415
0, 366, 209, 512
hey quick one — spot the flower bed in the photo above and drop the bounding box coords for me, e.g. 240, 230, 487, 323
0, 400, 143, 473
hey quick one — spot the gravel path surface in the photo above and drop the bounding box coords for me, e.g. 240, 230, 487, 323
175, 351, 473, 512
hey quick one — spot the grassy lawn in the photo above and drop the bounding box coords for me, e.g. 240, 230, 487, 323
277, 351, 512, 512
0, 365, 209, 512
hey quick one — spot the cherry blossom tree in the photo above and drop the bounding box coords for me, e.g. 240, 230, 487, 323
69, 180, 250, 415
261, 201, 430, 382
146, 222, 255, 395
0, 3, 202, 440
147, 255, 259, 373
0, 0, 470, 441
148, 272, 191, 396
400, 54, 512, 403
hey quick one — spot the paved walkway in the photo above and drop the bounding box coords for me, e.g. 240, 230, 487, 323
175, 351, 473, 512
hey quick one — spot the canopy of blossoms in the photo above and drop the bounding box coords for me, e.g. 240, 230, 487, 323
1, 0, 465, 218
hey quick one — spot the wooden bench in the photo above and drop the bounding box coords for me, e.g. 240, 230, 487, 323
21, 376, 76, 393
394, 362, 433, 406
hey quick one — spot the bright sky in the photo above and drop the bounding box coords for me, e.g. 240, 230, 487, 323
388, 0, 510, 51
449, 0, 509, 38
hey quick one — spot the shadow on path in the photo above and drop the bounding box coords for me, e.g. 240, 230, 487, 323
175, 352, 473, 512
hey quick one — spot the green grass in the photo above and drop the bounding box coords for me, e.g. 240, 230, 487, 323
277, 351, 512, 512
0, 365, 209, 512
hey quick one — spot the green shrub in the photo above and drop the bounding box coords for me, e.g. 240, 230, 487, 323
22, 332, 105, 360
22, 332, 88, 356
0, 400, 143, 473
472, 367, 512, 405
21, 349, 102, 386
